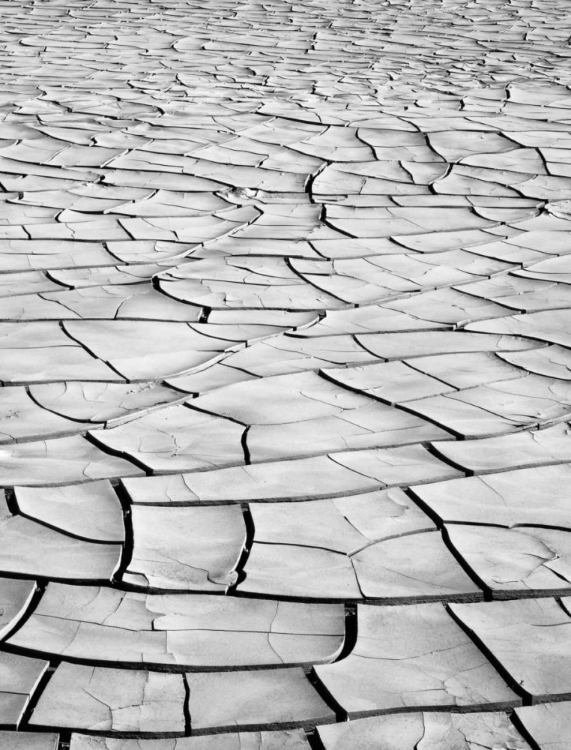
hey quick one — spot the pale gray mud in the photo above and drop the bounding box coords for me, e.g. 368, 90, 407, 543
0, 0, 569, 747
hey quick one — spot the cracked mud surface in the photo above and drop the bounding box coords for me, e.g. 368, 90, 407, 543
1, 0, 571, 747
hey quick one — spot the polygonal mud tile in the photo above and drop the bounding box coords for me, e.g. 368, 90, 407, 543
408, 352, 524, 390
0, 240, 116, 273
192, 321, 296, 345
0, 651, 49, 728
9, 584, 344, 669
0, 322, 121, 384
334, 488, 435, 539
314, 604, 519, 718
0, 732, 59, 750
221, 334, 377, 377
0, 577, 36, 639
194, 370, 451, 457
385, 288, 513, 327
516, 252, 571, 285
457, 275, 571, 314
317, 711, 531, 750
295, 126, 374, 162
15, 480, 124, 542
451, 598, 571, 702
447, 374, 571, 428
351, 530, 481, 602
516, 702, 571, 750
324, 206, 490, 239
323, 361, 455, 403
0, 387, 91, 443
356, 331, 539, 361
245, 408, 449, 461
29, 381, 184, 426
405, 394, 522, 438
301, 305, 447, 337
413, 465, 571, 528
428, 130, 518, 162
50, 264, 174, 291
0, 492, 121, 581
193, 371, 371, 425
0, 292, 82, 322
0, 271, 62, 299
236, 505, 435, 603
432, 423, 571, 474
186, 668, 335, 734
101, 170, 223, 193
250, 489, 434, 552
30, 663, 186, 734
122, 455, 379, 505
332, 445, 463, 487
39, 284, 204, 322
91, 405, 245, 473
69, 731, 310, 749
499, 345, 571, 381
467, 309, 571, 349
124, 504, 246, 591
158, 258, 344, 311
447, 524, 571, 597
250, 500, 370, 553
63, 321, 235, 380
0, 435, 143, 486
290, 257, 420, 306
165, 365, 257, 396
463, 148, 546, 174
240, 542, 361, 601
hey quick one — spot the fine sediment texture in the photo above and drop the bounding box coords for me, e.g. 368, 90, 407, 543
1, 0, 571, 747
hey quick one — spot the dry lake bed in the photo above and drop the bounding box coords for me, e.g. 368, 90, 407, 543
0, 0, 570, 747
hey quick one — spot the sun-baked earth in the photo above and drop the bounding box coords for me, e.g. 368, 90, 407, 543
0, 0, 571, 747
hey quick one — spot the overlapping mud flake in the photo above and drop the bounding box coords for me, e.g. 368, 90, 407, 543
317, 711, 531, 750
3, 0, 571, 744
123, 504, 246, 592
30, 664, 186, 735
516, 702, 571, 750
314, 604, 519, 718
8, 584, 344, 669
